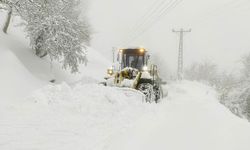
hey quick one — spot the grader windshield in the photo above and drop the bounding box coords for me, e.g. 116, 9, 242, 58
120, 48, 146, 70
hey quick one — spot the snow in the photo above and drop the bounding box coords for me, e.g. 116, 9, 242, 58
0, 11, 110, 85
120, 79, 135, 87
1, 32, 110, 84
108, 81, 250, 150
0, 22, 110, 101
0, 33, 45, 101
0, 29, 153, 149
0, 82, 156, 150
141, 71, 152, 79
1, 76, 250, 150
1, 10, 250, 150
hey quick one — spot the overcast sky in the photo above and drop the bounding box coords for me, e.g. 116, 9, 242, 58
87, 0, 250, 76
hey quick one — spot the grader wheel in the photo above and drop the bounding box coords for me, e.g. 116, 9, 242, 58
138, 83, 156, 103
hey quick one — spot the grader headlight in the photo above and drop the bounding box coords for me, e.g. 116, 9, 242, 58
139, 48, 145, 53
107, 68, 114, 75
143, 66, 148, 71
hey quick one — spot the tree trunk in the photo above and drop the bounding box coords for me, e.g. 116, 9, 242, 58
3, 7, 12, 34
35, 48, 48, 58
35, 33, 48, 58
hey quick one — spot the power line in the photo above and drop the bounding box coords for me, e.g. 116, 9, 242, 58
119, 0, 175, 46
121, 0, 183, 47
122, 0, 180, 46
124, 0, 171, 38
119, 0, 249, 47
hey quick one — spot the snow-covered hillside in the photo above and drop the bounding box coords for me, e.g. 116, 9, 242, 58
0, 27, 110, 101
0, 33, 44, 101
0, 30, 110, 82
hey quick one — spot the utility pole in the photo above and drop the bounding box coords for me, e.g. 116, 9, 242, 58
112, 47, 115, 64
112, 47, 116, 70
172, 28, 191, 80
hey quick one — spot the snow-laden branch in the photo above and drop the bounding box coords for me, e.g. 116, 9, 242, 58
17, 0, 91, 73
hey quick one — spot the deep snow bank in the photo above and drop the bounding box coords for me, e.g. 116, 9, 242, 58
108, 81, 250, 150
0, 82, 157, 150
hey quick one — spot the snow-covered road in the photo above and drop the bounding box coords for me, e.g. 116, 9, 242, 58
1, 81, 250, 150
108, 81, 250, 150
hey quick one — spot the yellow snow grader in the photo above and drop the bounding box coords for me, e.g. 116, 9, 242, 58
104, 47, 165, 103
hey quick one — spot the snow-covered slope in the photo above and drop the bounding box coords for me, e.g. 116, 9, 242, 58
0, 11, 111, 84
1, 32, 110, 84
0, 11, 110, 102
108, 81, 250, 150
0, 25, 110, 101
0, 33, 45, 101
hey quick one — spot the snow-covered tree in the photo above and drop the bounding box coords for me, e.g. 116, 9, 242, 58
242, 53, 250, 80
18, 0, 91, 73
218, 53, 250, 121
241, 53, 250, 120
151, 53, 170, 79
185, 61, 218, 85
247, 95, 250, 120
